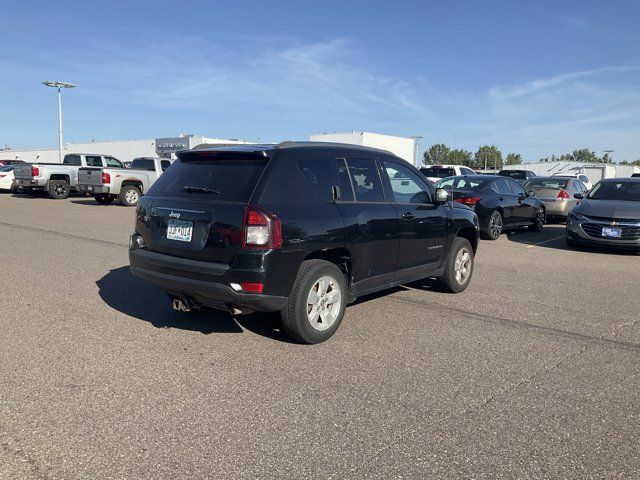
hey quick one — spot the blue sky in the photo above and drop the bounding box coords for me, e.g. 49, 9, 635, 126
1, 0, 639, 162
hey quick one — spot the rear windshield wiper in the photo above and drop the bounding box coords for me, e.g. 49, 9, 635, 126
183, 186, 220, 195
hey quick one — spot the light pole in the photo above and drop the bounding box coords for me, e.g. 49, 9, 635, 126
410, 135, 423, 166
602, 149, 614, 164
42, 81, 75, 162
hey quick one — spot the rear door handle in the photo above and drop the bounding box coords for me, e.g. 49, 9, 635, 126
401, 212, 415, 220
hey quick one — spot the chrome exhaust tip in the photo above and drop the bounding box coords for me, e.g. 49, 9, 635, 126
172, 298, 191, 312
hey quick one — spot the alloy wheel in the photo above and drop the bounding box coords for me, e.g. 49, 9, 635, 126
454, 247, 472, 284
306, 275, 342, 331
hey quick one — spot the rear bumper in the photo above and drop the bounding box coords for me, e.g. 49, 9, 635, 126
129, 248, 288, 312
78, 184, 111, 194
14, 178, 46, 188
542, 200, 572, 217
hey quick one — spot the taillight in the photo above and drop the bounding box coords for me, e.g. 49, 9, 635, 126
31, 166, 39, 177
102, 172, 111, 184
239, 282, 264, 293
455, 196, 481, 206
242, 205, 282, 249
557, 189, 570, 199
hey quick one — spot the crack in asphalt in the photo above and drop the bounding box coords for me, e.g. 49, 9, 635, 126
0, 221, 127, 248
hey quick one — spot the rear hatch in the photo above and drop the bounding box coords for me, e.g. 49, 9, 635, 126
136, 150, 271, 265
78, 167, 104, 186
13, 163, 35, 180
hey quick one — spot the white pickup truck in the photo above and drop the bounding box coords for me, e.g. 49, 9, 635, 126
13, 153, 125, 199
77, 157, 174, 206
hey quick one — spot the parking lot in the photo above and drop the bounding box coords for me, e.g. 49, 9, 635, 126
1, 192, 638, 479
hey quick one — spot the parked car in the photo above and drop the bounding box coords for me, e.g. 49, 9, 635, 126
420, 164, 476, 183
0, 165, 16, 191
497, 169, 537, 184
0, 160, 24, 166
435, 174, 545, 240
13, 153, 124, 199
523, 176, 588, 221
551, 172, 592, 190
566, 178, 640, 251
78, 157, 174, 206
129, 142, 480, 344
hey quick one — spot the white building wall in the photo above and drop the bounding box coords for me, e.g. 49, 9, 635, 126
502, 161, 639, 180
2, 139, 156, 163
310, 131, 416, 164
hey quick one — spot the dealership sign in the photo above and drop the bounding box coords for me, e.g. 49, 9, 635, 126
155, 137, 190, 153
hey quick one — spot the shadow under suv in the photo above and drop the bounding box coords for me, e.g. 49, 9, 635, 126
129, 142, 480, 343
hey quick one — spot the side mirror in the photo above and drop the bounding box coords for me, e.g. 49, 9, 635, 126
435, 188, 449, 203
574, 193, 584, 200
518, 192, 526, 201
527, 190, 536, 197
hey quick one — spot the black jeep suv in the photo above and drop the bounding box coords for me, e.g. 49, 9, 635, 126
129, 142, 479, 343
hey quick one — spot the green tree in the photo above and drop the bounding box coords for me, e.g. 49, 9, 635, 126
505, 153, 522, 165
447, 148, 473, 166
473, 145, 503, 170
571, 148, 601, 163
422, 143, 450, 165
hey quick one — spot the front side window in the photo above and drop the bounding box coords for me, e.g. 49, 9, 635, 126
346, 158, 385, 203
161, 160, 171, 172
383, 161, 431, 204
85, 156, 102, 167
508, 179, 526, 195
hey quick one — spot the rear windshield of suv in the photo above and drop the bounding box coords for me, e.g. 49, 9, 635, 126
499, 170, 531, 179
148, 156, 269, 202
421, 167, 455, 178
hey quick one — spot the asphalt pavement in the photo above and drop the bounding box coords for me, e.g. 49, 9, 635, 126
1, 193, 638, 479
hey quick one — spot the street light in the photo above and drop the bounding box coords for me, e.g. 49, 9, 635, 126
42, 81, 75, 162
410, 135, 423, 167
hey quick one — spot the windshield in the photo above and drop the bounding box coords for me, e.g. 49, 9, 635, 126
148, 156, 269, 202
525, 178, 569, 189
422, 167, 455, 178
435, 176, 487, 190
587, 181, 640, 202
131, 159, 156, 171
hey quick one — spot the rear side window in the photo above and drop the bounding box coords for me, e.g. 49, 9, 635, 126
346, 158, 385, 203
63, 155, 81, 166
336, 159, 355, 202
131, 159, 155, 171
297, 159, 332, 202
493, 178, 512, 194
161, 160, 172, 172
148, 156, 268, 202
85, 156, 102, 167
105, 156, 122, 168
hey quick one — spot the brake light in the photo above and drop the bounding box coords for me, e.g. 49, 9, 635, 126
102, 172, 111, 184
242, 205, 282, 249
31, 166, 39, 177
455, 196, 481, 206
557, 189, 570, 199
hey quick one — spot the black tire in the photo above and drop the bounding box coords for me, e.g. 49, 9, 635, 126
95, 194, 115, 205
437, 237, 475, 293
528, 207, 545, 232
119, 185, 141, 207
481, 210, 503, 240
280, 260, 348, 344
47, 180, 70, 199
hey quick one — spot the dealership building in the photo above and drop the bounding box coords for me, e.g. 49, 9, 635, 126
0, 135, 252, 163
310, 131, 418, 165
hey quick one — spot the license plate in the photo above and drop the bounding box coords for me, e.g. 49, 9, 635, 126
167, 219, 193, 242
602, 226, 622, 238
